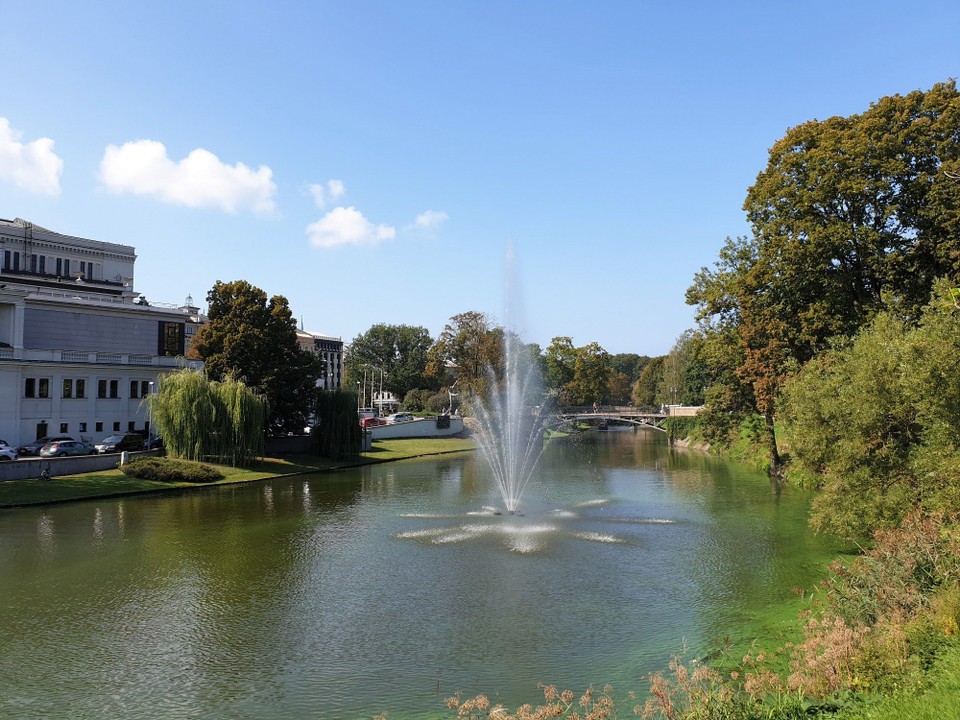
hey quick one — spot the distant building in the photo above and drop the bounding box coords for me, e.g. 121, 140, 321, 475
296, 330, 343, 390
0, 217, 201, 447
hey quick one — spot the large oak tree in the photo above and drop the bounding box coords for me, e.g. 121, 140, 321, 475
189, 280, 320, 434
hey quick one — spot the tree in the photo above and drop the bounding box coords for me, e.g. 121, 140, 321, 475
779, 280, 960, 539
543, 336, 576, 401
631, 356, 665, 409
311, 389, 361, 460
610, 353, 651, 384
426, 311, 502, 395
688, 81, 960, 474
567, 342, 611, 406
148, 369, 266, 466
189, 279, 320, 434
345, 323, 435, 400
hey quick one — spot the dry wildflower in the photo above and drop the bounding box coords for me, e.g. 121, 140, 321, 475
561, 690, 575, 703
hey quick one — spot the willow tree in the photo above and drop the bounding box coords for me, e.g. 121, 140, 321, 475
147, 369, 267, 466
312, 390, 362, 460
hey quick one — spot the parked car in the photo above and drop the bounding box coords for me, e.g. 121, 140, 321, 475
386, 412, 415, 423
18, 435, 76, 456
361, 416, 386, 428
0, 447, 18, 461
145, 434, 164, 450
95, 433, 146, 454
39, 440, 97, 457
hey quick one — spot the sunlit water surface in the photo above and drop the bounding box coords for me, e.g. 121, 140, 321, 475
0, 431, 838, 719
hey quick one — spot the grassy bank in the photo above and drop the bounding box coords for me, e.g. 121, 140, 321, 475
0, 437, 476, 508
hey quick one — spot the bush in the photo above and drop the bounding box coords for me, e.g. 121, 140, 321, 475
121, 457, 224, 483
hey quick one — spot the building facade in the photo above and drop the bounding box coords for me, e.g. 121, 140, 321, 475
0, 218, 201, 447
296, 330, 344, 391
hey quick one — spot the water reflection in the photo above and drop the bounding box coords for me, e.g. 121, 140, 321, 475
0, 432, 839, 720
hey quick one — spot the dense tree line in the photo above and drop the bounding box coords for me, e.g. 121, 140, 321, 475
686, 80, 960, 475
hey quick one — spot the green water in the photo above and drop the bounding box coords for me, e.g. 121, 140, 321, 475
0, 431, 838, 719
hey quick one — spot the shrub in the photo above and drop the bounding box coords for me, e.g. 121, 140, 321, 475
121, 457, 224, 483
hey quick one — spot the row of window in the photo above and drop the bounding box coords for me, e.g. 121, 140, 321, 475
24, 377, 153, 399
2, 250, 101, 280
55, 420, 139, 434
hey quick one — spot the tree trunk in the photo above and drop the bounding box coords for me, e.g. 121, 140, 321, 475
764, 410, 782, 479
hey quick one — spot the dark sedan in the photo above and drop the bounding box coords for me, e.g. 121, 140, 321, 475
95, 433, 146, 454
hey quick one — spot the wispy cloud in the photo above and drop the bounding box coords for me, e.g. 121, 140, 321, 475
99, 139, 276, 213
306, 206, 396, 248
307, 179, 346, 209
413, 209, 449, 229
0, 118, 63, 196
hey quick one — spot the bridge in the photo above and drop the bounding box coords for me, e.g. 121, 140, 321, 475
549, 405, 670, 432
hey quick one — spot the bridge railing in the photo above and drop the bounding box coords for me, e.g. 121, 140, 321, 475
559, 405, 662, 416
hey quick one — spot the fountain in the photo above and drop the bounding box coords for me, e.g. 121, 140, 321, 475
470, 248, 550, 514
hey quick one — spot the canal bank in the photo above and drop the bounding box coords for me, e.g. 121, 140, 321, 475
0, 437, 477, 509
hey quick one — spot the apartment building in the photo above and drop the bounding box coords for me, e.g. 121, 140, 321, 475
296, 329, 344, 391
0, 217, 201, 447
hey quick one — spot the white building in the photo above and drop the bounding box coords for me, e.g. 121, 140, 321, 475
0, 217, 201, 447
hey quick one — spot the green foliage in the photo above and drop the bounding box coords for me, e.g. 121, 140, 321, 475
631, 355, 665, 409
401, 388, 435, 412
567, 341, 611, 405
120, 457, 224, 483
688, 80, 960, 473
780, 284, 960, 539
147, 369, 266, 467
663, 416, 702, 442
426, 311, 503, 395
189, 279, 320, 433
312, 390, 362, 460
344, 323, 436, 399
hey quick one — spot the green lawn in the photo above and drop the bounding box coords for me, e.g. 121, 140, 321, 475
0, 437, 476, 508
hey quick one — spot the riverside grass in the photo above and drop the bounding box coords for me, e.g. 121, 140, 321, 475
0, 437, 476, 508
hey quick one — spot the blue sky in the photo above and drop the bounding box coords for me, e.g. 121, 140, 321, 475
2, 1, 957, 356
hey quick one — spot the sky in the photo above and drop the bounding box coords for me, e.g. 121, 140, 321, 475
1, 1, 957, 356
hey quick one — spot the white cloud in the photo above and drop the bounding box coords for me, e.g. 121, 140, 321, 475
99, 139, 276, 213
0, 118, 63, 196
306, 206, 396, 248
307, 178, 346, 209
414, 209, 449, 229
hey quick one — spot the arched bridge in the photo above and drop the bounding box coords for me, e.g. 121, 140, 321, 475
549, 406, 669, 432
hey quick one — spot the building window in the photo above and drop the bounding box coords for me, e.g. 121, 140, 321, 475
56, 258, 62, 276
98, 380, 107, 398
80, 422, 88, 433
158, 322, 185, 357
128, 421, 136, 432
60, 423, 69, 433
113, 421, 121, 432
25, 378, 50, 398
96, 422, 103, 432
130, 380, 139, 398
63, 259, 70, 276
76, 379, 86, 398
63, 379, 73, 398
110, 380, 119, 398
141, 380, 150, 397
